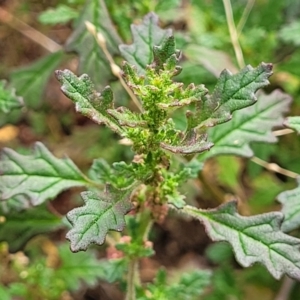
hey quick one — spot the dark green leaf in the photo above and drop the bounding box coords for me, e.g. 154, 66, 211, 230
199, 90, 291, 160
66, 186, 133, 252
284, 116, 300, 134
38, 4, 79, 25
0, 81, 23, 113
56, 69, 123, 134
66, 0, 122, 88
119, 13, 172, 74
0, 142, 90, 205
182, 201, 300, 280
188, 63, 273, 129
0, 204, 62, 252
277, 179, 300, 232
10, 51, 64, 108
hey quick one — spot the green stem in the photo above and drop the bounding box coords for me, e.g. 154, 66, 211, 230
125, 258, 139, 300
125, 210, 154, 300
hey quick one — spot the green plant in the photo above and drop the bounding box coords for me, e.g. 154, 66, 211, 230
1, 2, 300, 299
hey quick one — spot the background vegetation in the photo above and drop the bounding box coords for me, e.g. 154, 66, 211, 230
1, 0, 300, 299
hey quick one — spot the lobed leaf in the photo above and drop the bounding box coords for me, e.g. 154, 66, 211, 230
119, 12, 172, 74
55, 69, 123, 134
277, 179, 300, 232
187, 63, 273, 130
198, 90, 291, 160
0, 81, 23, 113
66, 0, 122, 88
284, 116, 300, 134
0, 204, 62, 252
0, 142, 90, 205
181, 201, 300, 280
66, 186, 133, 252
10, 51, 64, 108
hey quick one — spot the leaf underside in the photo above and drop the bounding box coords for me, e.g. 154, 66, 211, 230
277, 179, 300, 232
66, 186, 133, 252
182, 201, 300, 280
199, 90, 291, 160
0, 142, 89, 205
119, 12, 173, 74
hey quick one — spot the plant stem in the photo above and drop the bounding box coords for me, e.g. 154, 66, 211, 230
0, 7, 62, 53
125, 258, 139, 300
273, 128, 294, 136
222, 0, 245, 68
237, 0, 255, 35
274, 276, 295, 300
251, 156, 299, 179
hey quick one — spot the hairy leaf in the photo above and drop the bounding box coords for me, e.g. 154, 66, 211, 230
181, 201, 300, 280
199, 90, 291, 160
66, 0, 122, 88
0, 204, 62, 252
284, 116, 300, 133
187, 63, 273, 130
277, 179, 300, 232
0, 81, 23, 113
10, 51, 64, 108
119, 12, 172, 74
0, 142, 90, 205
56, 69, 123, 134
66, 186, 133, 252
